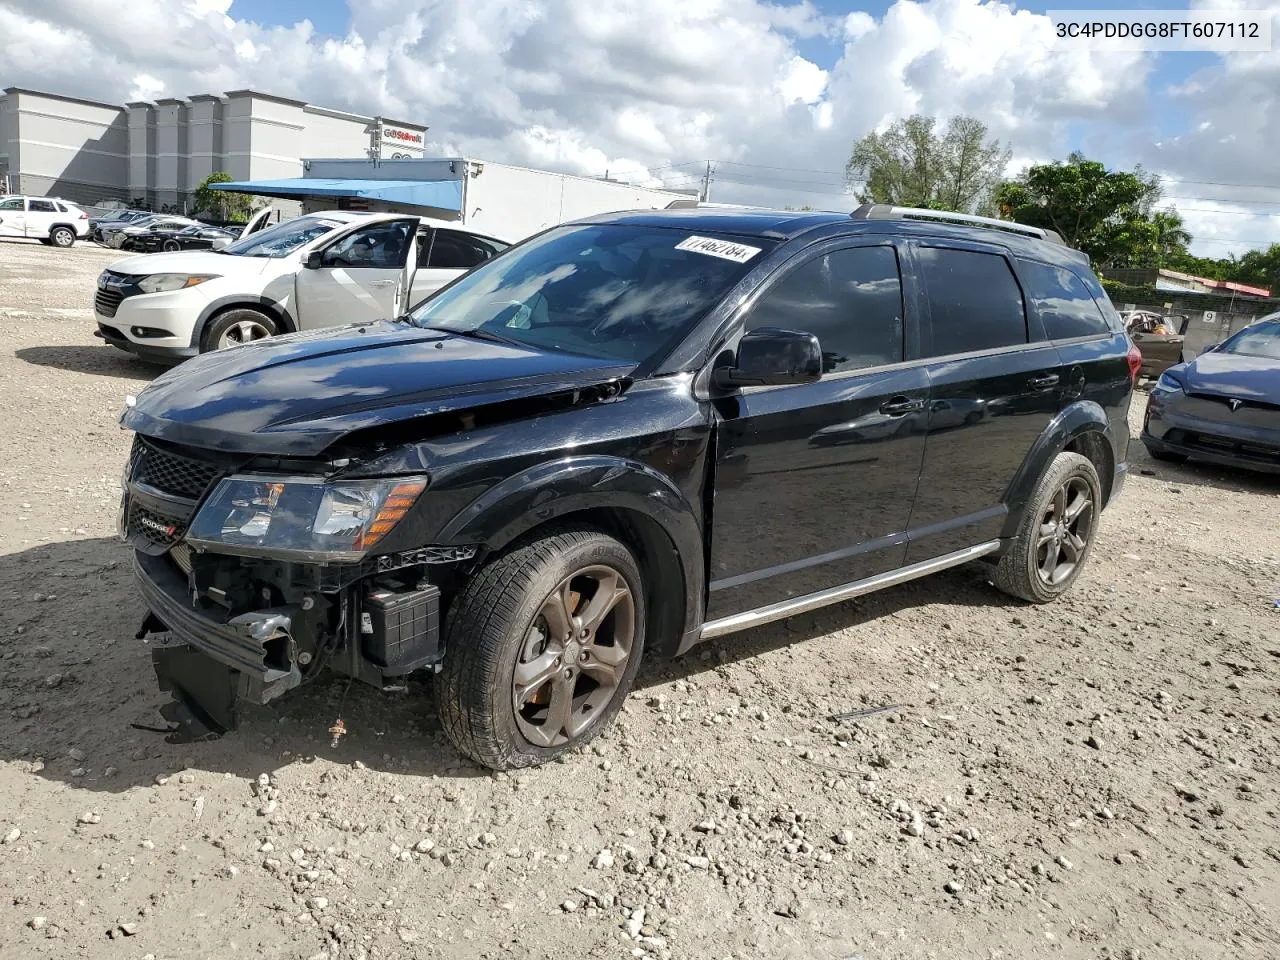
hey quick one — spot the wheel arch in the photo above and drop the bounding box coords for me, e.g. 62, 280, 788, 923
190, 296, 296, 351
48, 222, 78, 243
437, 456, 706, 657
1001, 400, 1115, 539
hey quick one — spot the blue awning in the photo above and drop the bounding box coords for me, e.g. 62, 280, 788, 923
208, 177, 462, 211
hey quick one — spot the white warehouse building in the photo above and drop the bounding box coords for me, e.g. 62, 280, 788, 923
0, 86, 426, 210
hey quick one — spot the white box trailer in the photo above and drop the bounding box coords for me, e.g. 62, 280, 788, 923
296, 157, 698, 241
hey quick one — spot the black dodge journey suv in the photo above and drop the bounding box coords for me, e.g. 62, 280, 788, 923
120, 204, 1138, 769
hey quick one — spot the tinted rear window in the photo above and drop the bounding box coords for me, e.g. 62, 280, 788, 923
918, 247, 1028, 357
1018, 259, 1112, 339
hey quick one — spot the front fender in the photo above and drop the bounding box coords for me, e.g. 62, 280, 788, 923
438, 455, 706, 646
1001, 400, 1113, 538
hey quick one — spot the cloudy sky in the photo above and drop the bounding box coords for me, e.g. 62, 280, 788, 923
3, 0, 1279, 257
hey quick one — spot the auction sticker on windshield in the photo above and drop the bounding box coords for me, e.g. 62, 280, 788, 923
675, 235, 762, 263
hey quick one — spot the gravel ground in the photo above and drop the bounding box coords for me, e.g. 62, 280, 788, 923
1, 237, 1278, 960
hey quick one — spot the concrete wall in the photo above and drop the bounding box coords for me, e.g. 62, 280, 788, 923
0, 89, 129, 205
126, 104, 156, 206
154, 99, 188, 207
185, 96, 222, 193
305, 157, 462, 182
2, 87, 416, 212
223, 91, 308, 183
0, 95, 16, 191
300, 107, 373, 162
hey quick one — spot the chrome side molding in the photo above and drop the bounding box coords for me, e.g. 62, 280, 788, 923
699, 540, 1002, 640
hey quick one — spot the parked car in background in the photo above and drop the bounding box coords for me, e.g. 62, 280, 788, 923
1123, 310, 1190, 378
129, 223, 239, 254
107, 216, 200, 250
89, 208, 152, 242
118, 204, 1136, 768
1143, 313, 1280, 473
0, 194, 90, 247
94, 211, 508, 361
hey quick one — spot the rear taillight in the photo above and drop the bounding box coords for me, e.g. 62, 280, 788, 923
1126, 341, 1142, 385
79, 212, 88, 219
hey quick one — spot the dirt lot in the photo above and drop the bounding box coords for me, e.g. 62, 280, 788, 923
1, 237, 1277, 960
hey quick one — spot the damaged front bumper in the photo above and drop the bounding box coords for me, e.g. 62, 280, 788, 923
135, 550, 305, 735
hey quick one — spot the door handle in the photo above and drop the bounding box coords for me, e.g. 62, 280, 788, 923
1027, 373, 1060, 391
368, 279, 396, 286
879, 396, 926, 416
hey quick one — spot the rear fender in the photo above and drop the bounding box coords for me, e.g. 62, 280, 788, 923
437, 456, 706, 650
1001, 400, 1113, 539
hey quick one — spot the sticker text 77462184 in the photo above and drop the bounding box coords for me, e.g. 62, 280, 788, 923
674, 235, 763, 264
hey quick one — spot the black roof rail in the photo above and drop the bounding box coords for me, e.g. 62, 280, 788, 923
850, 203, 1067, 246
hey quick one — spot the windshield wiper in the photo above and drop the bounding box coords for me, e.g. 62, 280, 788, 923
414, 325, 525, 348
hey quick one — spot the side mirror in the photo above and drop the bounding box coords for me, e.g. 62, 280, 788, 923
714, 327, 822, 390
303, 250, 324, 270
1198, 342, 1218, 356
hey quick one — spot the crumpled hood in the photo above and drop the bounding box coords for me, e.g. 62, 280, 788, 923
122, 321, 635, 456
1182, 352, 1280, 401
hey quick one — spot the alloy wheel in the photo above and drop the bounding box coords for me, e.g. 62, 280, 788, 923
511, 565, 636, 748
217, 320, 272, 348
1035, 476, 1094, 586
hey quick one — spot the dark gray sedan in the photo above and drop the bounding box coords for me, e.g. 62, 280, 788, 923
1142, 314, 1280, 474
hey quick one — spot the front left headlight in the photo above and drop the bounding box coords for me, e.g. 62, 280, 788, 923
137, 274, 219, 294
186, 476, 427, 562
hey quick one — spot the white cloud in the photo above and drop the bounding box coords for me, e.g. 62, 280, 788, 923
1, 0, 1275, 254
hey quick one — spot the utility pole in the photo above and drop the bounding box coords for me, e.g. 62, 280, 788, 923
700, 161, 715, 202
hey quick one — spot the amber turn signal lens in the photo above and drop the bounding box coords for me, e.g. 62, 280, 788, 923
353, 480, 427, 550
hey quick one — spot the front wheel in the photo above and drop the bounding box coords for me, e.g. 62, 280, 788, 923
50, 227, 75, 248
435, 527, 646, 770
993, 451, 1102, 603
201, 308, 277, 352
162, 238, 181, 253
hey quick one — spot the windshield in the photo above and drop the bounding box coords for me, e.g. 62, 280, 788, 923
1217, 317, 1280, 360
222, 215, 343, 258
408, 223, 774, 365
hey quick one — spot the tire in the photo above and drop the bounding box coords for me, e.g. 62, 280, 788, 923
200, 308, 278, 352
993, 451, 1102, 604
435, 526, 646, 770
162, 239, 181, 253
49, 226, 75, 248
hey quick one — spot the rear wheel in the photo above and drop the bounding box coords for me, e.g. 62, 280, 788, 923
994, 452, 1101, 603
49, 226, 75, 248
435, 527, 646, 770
201, 308, 277, 352
162, 238, 181, 253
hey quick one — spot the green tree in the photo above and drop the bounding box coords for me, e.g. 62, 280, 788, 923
995, 153, 1162, 266
1233, 244, 1280, 293
845, 114, 1011, 214
193, 171, 254, 222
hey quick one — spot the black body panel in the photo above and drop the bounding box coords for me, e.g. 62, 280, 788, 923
123, 207, 1135, 689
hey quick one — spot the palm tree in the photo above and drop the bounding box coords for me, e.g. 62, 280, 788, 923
1150, 211, 1191, 268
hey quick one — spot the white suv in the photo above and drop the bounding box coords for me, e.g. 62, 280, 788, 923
93, 211, 509, 361
0, 195, 91, 247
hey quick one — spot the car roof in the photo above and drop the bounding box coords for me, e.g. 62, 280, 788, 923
303, 210, 508, 244
576, 206, 1090, 266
